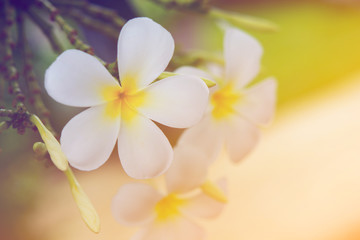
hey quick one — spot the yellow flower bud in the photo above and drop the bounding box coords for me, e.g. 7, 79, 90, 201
33, 142, 48, 157
30, 115, 68, 171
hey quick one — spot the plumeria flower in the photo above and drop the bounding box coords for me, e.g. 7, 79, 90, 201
175, 27, 277, 164
45, 17, 209, 179
112, 145, 226, 240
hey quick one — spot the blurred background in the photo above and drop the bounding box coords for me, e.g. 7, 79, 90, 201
1, 0, 360, 239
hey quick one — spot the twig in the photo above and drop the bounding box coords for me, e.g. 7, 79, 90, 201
36, 0, 96, 56
18, 12, 56, 136
149, 0, 210, 12
62, 8, 120, 40
26, 6, 63, 53
169, 49, 223, 69
0, 108, 14, 117
2, 1, 26, 109
52, 0, 125, 29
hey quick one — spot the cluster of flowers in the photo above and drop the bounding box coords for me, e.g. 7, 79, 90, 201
44, 17, 276, 239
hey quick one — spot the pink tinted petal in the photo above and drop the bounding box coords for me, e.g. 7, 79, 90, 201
165, 144, 209, 194
131, 217, 205, 240
237, 77, 277, 126
180, 179, 227, 219
224, 116, 260, 163
112, 183, 162, 226
224, 28, 262, 88
177, 115, 224, 165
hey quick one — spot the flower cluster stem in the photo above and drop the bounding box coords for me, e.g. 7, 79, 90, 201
26, 6, 63, 54
52, 0, 125, 29
60, 8, 121, 40
35, 0, 95, 56
149, 0, 210, 12
18, 13, 56, 135
2, 1, 25, 110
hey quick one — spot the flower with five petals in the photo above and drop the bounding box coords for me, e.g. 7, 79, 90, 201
45, 17, 209, 179
176, 27, 277, 164
111, 144, 226, 240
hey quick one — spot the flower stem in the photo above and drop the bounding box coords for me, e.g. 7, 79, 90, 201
52, 0, 125, 29
149, 0, 210, 12
18, 12, 56, 136
61, 8, 120, 40
2, 1, 26, 109
35, 0, 96, 56
26, 6, 63, 54
170, 49, 224, 69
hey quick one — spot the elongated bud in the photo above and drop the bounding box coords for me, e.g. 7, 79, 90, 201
209, 8, 279, 32
201, 180, 227, 203
30, 115, 68, 171
65, 168, 100, 233
159, 71, 216, 87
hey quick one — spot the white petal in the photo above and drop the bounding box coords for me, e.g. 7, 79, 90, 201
131, 217, 205, 240
118, 106, 173, 179
112, 183, 162, 226
206, 63, 224, 80
224, 116, 260, 163
165, 144, 208, 194
180, 179, 227, 219
135, 75, 209, 128
45, 49, 119, 107
224, 28, 263, 88
118, 17, 174, 90
237, 77, 277, 126
175, 66, 215, 81
60, 104, 120, 171
177, 115, 224, 164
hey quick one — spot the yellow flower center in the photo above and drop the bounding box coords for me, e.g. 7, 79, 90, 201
155, 194, 185, 222
101, 82, 147, 123
210, 83, 242, 120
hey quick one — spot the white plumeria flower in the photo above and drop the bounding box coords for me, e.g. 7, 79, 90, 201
111, 147, 226, 240
45, 17, 209, 179
176, 27, 277, 164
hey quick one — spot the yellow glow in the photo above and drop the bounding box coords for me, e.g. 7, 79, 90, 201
101, 82, 147, 121
120, 102, 139, 126
104, 99, 122, 120
121, 75, 139, 93
101, 85, 122, 102
211, 84, 242, 120
155, 194, 185, 222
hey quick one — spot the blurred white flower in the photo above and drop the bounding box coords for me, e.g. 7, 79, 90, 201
44, 17, 209, 179
176, 27, 277, 164
112, 146, 226, 240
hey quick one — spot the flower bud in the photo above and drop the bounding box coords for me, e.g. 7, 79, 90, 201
30, 115, 68, 171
